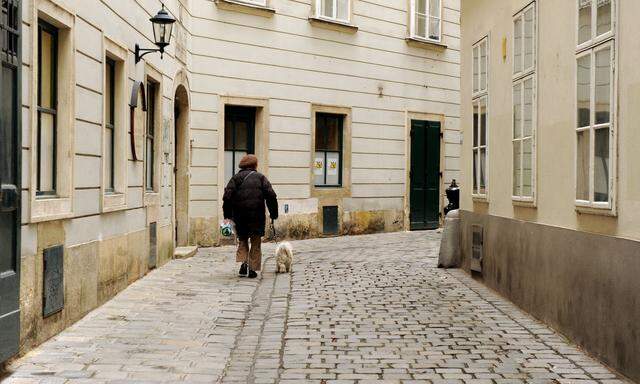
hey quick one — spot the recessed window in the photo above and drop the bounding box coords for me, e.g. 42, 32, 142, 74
472, 37, 488, 197
145, 79, 158, 192
575, 0, 615, 208
224, 106, 256, 184
316, 0, 350, 23
105, 58, 115, 193
512, 3, 536, 200
314, 113, 344, 187
410, 0, 442, 42
37, 20, 58, 196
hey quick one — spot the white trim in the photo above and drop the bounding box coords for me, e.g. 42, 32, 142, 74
511, 2, 537, 203
409, 0, 442, 43
574, 37, 616, 211
471, 36, 489, 199
315, 0, 351, 24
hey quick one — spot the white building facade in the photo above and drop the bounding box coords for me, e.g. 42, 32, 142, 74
0, 0, 461, 358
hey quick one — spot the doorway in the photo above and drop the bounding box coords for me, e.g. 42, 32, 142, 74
224, 106, 256, 184
174, 85, 189, 246
409, 120, 441, 230
0, 0, 22, 363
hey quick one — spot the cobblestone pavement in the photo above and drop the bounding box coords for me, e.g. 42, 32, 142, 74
4, 231, 629, 384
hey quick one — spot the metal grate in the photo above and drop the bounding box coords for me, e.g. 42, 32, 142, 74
43, 245, 64, 317
322, 206, 339, 235
1, 0, 20, 64
471, 225, 483, 273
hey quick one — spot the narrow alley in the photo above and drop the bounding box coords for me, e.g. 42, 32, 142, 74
3, 232, 627, 384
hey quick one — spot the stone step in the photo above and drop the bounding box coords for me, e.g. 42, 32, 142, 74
174, 246, 198, 259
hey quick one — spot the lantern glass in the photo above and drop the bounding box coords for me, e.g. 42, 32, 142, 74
153, 22, 173, 48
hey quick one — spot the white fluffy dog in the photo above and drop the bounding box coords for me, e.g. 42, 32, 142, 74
275, 241, 293, 273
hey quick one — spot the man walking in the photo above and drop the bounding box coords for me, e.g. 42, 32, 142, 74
222, 155, 278, 278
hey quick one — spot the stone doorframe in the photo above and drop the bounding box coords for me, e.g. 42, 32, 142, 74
403, 111, 446, 231
172, 70, 191, 247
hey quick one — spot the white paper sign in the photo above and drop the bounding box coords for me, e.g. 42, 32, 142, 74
327, 153, 339, 176
313, 157, 324, 176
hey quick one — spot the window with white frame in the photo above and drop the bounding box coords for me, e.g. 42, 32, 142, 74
472, 37, 488, 197
575, 0, 615, 208
410, 0, 442, 42
235, 0, 267, 7
316, 0, 350, 23
512, 3, 536, 200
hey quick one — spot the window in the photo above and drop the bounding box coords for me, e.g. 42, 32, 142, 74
512, 3, 536, 200
472, 37, 488, 197
105, 58, 115, 193
145, 79, 157, 192
314, 113, 344, 187
37, 20, 58, 196
316, 0, 350, 22
410, 0, 442, 42
578, 0, 612, 47
224, 106, 256, 185
235, 0, 267, 7
575, 0, 615, 208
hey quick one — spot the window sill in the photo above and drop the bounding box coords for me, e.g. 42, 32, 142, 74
215, 0, 275, 17
575, 204, 617, 217
31, 196, 73, 223
512, 197, 536, 208
405, 36, 447, 50
144, 191, 160, 207
472, 195, 488, 203
102, 192, 127, 213
308, 16, 358, 34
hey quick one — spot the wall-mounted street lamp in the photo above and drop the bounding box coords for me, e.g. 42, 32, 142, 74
135, 4, 176, 64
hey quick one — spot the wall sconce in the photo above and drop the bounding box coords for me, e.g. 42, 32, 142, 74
135, 4, 176, 64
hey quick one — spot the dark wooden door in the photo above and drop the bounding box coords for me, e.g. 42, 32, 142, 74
410, 120, 441, 230
0, 0, 22, 363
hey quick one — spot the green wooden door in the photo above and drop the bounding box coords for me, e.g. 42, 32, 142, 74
0, 0, 22, 363
410, 120, 441, 230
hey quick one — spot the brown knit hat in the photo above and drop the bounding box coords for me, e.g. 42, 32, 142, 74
239, 154, 258, 170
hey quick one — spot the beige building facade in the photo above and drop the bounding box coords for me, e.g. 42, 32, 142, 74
460, 0, 639, 381
0, 0, 461, 359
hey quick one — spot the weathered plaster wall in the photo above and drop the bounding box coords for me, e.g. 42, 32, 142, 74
460, 211, 640, 383
188, 0, 462, 244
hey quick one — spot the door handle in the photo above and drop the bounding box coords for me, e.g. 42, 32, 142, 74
0, 184, 19, 212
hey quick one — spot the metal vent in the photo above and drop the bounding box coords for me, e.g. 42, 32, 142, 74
322, 206, 339, 235
149, 222, 157, 269
43, 245, 64, 317
471, 225, 483, 273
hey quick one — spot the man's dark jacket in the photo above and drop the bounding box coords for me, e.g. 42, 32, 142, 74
222, 168, 278, 237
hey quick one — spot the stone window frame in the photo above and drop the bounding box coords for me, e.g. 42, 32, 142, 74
29, 0, 75, 223
101, 35, 128, 213
310, 104, 352, 199
143, 64, 163, 208
471, 36, 489, 200
511, 2, 537, 205
216, 96, 271, 222
214, 0, 275, 17
574, 0, 617, 215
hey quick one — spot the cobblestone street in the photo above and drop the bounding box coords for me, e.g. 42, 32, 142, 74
3, 231, 629, 384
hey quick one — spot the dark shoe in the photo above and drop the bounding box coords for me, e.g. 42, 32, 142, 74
247, 270, 258, 279
239, 263, 248, 277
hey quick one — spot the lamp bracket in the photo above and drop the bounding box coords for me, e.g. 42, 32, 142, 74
135, 43, 163, 64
